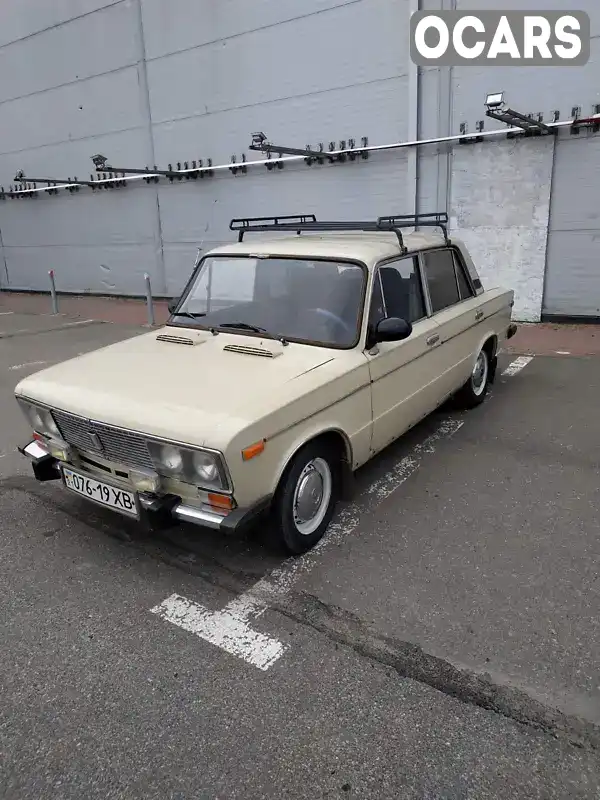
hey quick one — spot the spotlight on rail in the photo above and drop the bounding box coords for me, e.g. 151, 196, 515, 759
251, 132, 268, 148
485, 92, 506, 111
91, 154, 108, 169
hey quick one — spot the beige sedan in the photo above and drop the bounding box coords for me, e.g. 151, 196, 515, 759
16, 214, 515, 554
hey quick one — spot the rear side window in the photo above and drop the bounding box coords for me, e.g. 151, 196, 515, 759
422, 250, 460, 313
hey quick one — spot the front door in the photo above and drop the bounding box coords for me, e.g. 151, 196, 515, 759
366, 256, 443, 455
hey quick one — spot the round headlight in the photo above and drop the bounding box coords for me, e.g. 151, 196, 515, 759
160, 445, 184, 474
193, 452, 219, 483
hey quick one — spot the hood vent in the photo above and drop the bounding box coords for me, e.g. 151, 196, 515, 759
223, 343, 282, 359
156, 333, 202, 346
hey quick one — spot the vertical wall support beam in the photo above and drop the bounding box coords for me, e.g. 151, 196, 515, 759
0, 223, 8, 288
406, 0, 421, 222
540, 133, 560, 319
134, 0, 167, 296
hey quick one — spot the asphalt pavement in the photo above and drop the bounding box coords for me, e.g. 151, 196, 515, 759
1, 310, 599, 799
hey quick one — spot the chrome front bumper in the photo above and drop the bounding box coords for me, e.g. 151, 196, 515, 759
19, 440, 270, 535
138, 493, 228, 530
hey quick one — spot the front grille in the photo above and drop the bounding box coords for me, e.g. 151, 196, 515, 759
52, 409, 154, 470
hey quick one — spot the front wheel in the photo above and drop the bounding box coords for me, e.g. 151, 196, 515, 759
270, 441, 340, 554
456, 347, 490, 408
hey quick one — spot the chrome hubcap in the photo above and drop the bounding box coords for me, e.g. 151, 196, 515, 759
471, 350, 488, 396
292, 457, 332, 536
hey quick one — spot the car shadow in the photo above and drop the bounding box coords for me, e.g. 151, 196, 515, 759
11, 403, 464, 598
113, 406, 461, 581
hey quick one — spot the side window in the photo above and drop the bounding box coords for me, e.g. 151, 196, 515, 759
453, 251, 474, 300
422, 249, 460, 313
372, 257, 426, 324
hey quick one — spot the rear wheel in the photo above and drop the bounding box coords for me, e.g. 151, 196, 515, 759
271, 441, 340, 554
456, 346, 490, 408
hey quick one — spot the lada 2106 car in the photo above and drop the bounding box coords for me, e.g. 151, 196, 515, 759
16, 212, 516, 554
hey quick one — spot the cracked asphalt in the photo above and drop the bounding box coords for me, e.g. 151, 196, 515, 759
1, 311, 599, 799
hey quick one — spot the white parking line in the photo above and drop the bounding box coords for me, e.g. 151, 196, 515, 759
151, 355, 535, 671
151, 593, 285, 671
151, 419, 464, 670
0, 311, 14, 315
9, 361, 48, 371
501, 355, 534, 376
1, 318, 98, 337
251, 418, 464, 609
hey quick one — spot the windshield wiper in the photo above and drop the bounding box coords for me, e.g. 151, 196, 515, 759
172, 310, 221, 335
218, 322, 288, 346
174, 311, 206, 320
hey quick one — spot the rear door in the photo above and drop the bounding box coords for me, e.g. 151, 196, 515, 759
366, 256, 443, 455
418, 247, 484, 399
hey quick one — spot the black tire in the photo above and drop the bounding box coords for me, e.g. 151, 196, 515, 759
456, 346, 491, 409
270, 440, 340, 555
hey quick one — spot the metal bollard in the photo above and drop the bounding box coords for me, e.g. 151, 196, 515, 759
49, 270, 59, 314
144, 273, 155, 326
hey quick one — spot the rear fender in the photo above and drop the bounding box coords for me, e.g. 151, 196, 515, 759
472, 330, 499, 383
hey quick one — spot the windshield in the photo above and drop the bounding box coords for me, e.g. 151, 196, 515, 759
172, 256, 366, 348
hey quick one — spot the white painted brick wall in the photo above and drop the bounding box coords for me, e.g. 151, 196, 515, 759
450, 138, 555, 323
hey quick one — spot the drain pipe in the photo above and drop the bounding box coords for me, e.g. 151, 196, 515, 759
406, 0, 420, 222
438, 0, 457, 217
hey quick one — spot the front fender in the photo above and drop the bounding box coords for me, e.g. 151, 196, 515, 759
270, 423, 354, 496
226, 386, 372, 507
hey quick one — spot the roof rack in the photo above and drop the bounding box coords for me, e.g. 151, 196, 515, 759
230, 214, 316, 238
377, 212, 449, 243
229, 212, 450, 253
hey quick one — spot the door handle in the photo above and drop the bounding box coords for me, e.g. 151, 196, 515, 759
475, 310, 484, 321
426, 334, 440, 346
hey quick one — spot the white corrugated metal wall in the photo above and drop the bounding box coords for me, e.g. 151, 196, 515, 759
0, 0, 599, 321
542, 134, 600, 320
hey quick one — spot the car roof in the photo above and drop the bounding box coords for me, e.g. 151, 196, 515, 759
206, 231, 451, 265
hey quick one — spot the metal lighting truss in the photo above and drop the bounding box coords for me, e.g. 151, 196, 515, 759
6, 95, 600, 198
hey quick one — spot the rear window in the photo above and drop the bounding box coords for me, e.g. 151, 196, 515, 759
422, 250, 460, 313
453, 251, 474, 300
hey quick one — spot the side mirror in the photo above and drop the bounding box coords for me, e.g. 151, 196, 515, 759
375, 316, 412, 343
167, 299, 178, 315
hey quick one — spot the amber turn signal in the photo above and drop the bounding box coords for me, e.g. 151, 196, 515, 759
207, 493, 234, 510
241, 440, 265, 461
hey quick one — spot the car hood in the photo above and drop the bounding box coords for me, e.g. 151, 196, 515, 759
14, 327, 339, 447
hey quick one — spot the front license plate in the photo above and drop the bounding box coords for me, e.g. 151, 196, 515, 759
62, 467, 139, 519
